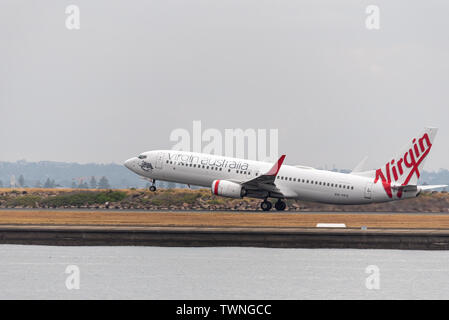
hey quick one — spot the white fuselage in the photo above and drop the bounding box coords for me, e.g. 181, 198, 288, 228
124, 150, 420, 205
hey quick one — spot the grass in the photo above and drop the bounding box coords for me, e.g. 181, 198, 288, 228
0, 188, 448, 212
41, 191, 127, 207
143, 190, 203, 206
0, 190, 127, 208
1, 210, 449, 229
6, 195, 41, 208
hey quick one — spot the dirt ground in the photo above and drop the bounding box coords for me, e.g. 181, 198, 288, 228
1, 210, 449, 229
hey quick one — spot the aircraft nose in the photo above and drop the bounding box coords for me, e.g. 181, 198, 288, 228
124, 158, 136, 170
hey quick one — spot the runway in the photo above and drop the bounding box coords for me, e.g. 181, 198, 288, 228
1, 210, 449, 249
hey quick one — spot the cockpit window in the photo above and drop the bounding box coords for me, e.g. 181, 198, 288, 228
138, 154, 147, 159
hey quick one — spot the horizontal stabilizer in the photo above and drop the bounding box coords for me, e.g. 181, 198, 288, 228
420, 185, 448, 191
391, 184, 418, 192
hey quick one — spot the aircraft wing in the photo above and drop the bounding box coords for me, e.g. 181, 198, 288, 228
239, 155, 286, 195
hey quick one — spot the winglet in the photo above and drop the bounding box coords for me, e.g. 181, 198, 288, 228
266, 155, 286, 176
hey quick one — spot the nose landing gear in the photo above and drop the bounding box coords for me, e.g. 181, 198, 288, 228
148, 179, 157, 192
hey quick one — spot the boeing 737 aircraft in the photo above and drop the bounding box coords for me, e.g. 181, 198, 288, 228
124, 127, 447, 211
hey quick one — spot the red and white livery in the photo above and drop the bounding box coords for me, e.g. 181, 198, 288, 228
124, 127, 446, 211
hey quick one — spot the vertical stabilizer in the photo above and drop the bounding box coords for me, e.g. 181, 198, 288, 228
374, 127, 438, 198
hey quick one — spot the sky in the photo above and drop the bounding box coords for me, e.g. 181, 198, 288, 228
1, 0, 448, 171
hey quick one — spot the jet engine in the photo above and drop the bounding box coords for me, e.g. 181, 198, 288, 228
211, 180, 246, 198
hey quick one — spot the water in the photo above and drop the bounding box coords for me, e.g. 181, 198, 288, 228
0, 245, 449, 299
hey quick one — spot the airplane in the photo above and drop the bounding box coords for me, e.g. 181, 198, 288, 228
124, 127, 447, 211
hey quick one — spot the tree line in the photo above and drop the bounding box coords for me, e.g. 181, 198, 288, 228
0, 175, 111, 189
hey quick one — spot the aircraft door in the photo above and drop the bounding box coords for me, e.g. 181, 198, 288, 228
155, 152, 164, 169
364, 182, 373, 199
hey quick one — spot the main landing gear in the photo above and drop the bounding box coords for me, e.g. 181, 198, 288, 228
148, 179, 157, 192
274, 199, 287, 211
260, 199, 287, 211
260, 200, 272, 211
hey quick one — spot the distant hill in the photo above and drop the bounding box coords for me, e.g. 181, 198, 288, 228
0, 160, 447, 190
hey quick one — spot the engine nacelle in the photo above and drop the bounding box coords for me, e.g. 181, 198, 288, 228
211, 180, 246, 198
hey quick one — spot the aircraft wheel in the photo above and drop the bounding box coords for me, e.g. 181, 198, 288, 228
275, 200, 286, 211
261, 200, 272, 211
149, 185, 157, 192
